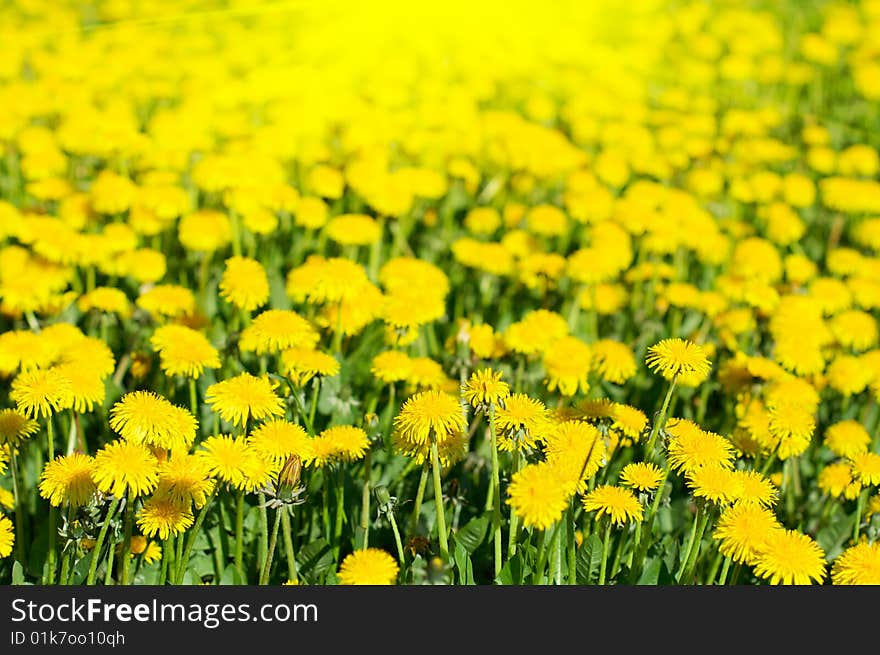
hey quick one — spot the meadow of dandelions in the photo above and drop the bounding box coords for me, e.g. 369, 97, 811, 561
1, 0, 880, 586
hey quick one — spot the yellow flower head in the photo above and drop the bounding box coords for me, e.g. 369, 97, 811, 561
646, 338, 712, 383
462, 368, 510, 409
338, 548, 398, 585
39, 453, 97, 507
248, 420, 313, 466
309, 426, 369, 466
239, 310, 319, 355
620, 462, 664, 492
393, 390, 466, 448
205, 373, 285, 428
582, 485, 643, 526
281, 348, 340, 387
0, 409, 38, 448
0, 515, 13, 558
110, 391, 197, 451
92, 440, 160, 498
831, 541, 880, 585
543, 420, 606, 493
506, 462, 570, 531
11, 367, 73, 418
753, 529, 827, 585
219, 256, 270, 312
150, 324, 220, 380
137, 496, 194, 540
713, 503, 781, 565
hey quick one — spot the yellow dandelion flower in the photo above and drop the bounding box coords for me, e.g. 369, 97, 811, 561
338, 548, 398, 585
77, 287, 132, 318
753, 529, 827, 585
219, 256, 270, 312
666, 419, 736, 474
155, 454, 215, 509
0, 488, 13, 511
686, 466, 741, 505
850, 452, 880, 486
610, 404, 647, 440
831, 541, 880, 585
54, 363, 105, 413
0, 409, 38, 448
142, 541, 162, 564
0, 515, 13, 558
109, 392, 197, 451
730, 470, 779, 507
281, 348, 340, 387
248, 420, 313, 466
393, 390, 466, 448
494, 394, 551, 452
503, 309, 568, 356
205, 373, 285, 428
370, 351, 413, 384
198, 434, 263, 490
239, 310, 319, 355
543, 420, 606, 493
137, 496, 194, 540
506, 463, 570, 530
462, 368, 510, 408
136, 284, 196, 320
326, 214, 382, 246
543, 336, 592, 396
819, 462, 857, 498
824, 420, 871, 459
150, 324, 220, 380
620, 462, 664, 492
309, 425, 369, 466
39, 453, 96, 507
286, 256, 370, 305
92, 441, 160, 498
582, 485, 643, 526
591, 339, 637, 384
11, 367, 73, 418
646, 338, 712, 383
713, 503, 781, 565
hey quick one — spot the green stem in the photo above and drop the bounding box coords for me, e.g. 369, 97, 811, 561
680, 505, 711, 584
158, 538, 171, 585
259, 507, 283, 585
234, 489, 245, 578
531, 528, 548, 584
360, 449, 372, 549
645, 377, 677, 457
333, 466, 345, 562
58, 506, 74, 585
854, 488, 868, 544
176, 490, 217, 584
9, 449, 26, 565
188, 378, 198, 419
567, 504, 577, 585
280, 510, 297, 583
46, 419, 57, 584
258, 493, 269, 576
507, 449, 522, 559
430, 438, 449, 562
598, 521, 613, 585
716, 555, 732, 585
489, 405, 502, 579
308, 379, 321, 430
86, 497, 120, 585
119, 496, 134, 585
388, 510, 406, 568
410, 464, 429, 535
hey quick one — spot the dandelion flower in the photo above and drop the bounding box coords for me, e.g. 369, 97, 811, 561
543, 420, 606, 493
53, 364, 105, 414
11, 367, 73, 418
730, 470, 779, 507
0, 409, 38, 448
281, 348, 340, 386
110, 392, 197, 451
610, 404, 647, 440
371, 351, 413, 384
850, 452, 880, 486
503, 309, 569, 356
713, 503, 781, 565
39, 453, 96, 507
143, 541, 162, 564
494, 394, 551, 452
205, 373, 285, 428
0, 515, 13, 558
248, 420, 313, 466
219, 256, 270, 311
831, 541, 880, 585
506, 463, 570, 530
822, 420, 870, 460
239, 310, 319, 355
666, 420, 736, 474
155, 454, 216, 509
645, 338, 712, 383
309, 426, 369, 466
92, 441, 159, 498
686, 466, 741, 505
753, 529, 827, 585
137, 497, 194, 540
393, 391, 465, 448
582, 485, 643, 525
818, 462, 857, 498
462, 368, 509, 409
198, 434, 262, 490
543, 336, 592, 396
592, 339, 637, 384
150, 324, 220, 379
326, 214, 382, 246
338, 548, 398, 585
620, 462, 664, 492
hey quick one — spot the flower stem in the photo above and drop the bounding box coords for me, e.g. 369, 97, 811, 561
680, 504, 711, 584
258, 493, 269, 575
567, 504, 577, 585
176, 489, 217, 584
188, 378, 198, 419
9, 448, 26, 565
598, 521, 613, 585
488, 405, 502, 579
388, 509, 406, 568
46, 418, 57, 585
259, 507, 283, 585
58, 506, 74, 585
280, 510, 298, 583
119, 496, 134, 585
234, 489, 245, 578
430, 438, 449, 562
854, 488, 868, 544
410, 464, 429, 536
359, 450, 372, 549
531, 528, 548, 584
86, 497, 120, 585
333, 466, 345, 562
507, 449, 522, 559
716, 555, 732, 585
645, 377, 677, 457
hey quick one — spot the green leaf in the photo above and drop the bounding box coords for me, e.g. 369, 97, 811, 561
297, 539, 334, 583
497, 552, 523, 585
636, 557, 662, 585
219, 564, 244, 585
453, 541, 475, 585
576, 533, 603, 584
12, 561, 25, 585
454, 516, 489, 555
